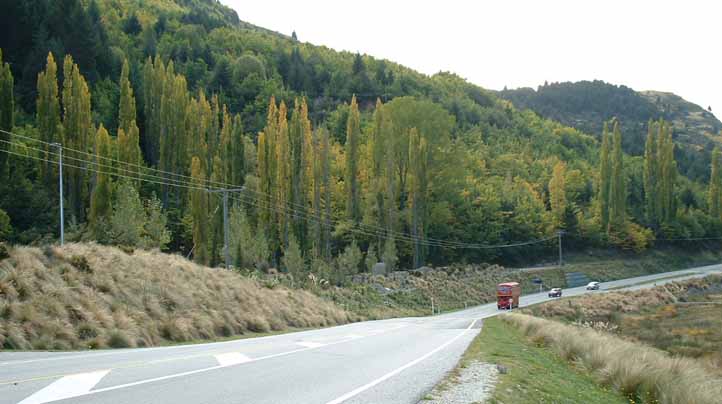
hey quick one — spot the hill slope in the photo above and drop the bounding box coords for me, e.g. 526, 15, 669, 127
0, 243, 349, 350
499, 81, 722, 180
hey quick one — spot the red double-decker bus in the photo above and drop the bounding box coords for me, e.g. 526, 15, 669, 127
497, 282, 521, 310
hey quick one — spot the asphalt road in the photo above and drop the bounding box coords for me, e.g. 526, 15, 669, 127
2, 263, 720, 404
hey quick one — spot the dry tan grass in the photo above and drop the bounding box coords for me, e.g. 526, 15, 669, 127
503, 313, 722, 404
0, 243, 350, 350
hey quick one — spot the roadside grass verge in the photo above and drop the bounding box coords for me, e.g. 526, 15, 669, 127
524, 275, 722, 372
429, 317, 625, 404
502, 313, 722, 404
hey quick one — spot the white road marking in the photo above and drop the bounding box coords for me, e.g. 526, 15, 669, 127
18, 369, 110, 404
11, 325, 408, 404
296, 341, 325, 348
214, 352, 251, 367
324, 319, 478, 404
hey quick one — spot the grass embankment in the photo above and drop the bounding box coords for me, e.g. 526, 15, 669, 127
323, 264, 567, 319
0, 243, 351, 350
439, 317, 625, 404
525, 275, 722, 372
502, 313, 722, 404
560, 246, 722, 282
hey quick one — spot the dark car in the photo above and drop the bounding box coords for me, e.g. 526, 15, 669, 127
548, 288, 562, 298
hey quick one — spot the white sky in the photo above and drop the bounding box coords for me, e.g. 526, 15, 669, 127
223, 0, 721, 118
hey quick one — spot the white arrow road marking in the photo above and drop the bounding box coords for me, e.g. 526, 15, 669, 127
214, 352, 251, 367
296, 341, 325, 348
18, 369, 110, 404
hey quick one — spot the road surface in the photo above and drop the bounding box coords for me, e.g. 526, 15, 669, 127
2, 263, 720, 404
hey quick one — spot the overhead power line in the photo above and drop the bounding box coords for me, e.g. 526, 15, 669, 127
0, 130, 563, 250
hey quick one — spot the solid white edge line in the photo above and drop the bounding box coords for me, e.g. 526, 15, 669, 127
324, 319, 478, 404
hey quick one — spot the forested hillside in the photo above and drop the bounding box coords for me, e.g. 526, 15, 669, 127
0, 0, 721, 277
499, 80, 722, 182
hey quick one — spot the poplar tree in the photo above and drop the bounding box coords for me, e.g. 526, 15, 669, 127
643, 119, 658, 225
0, 49, 13, 180
656, 120, 676, 224
117, 120, 142, 185
598, 122, 611, 230
310, 128, 323, 256
190, 156, 209, 265
321, 127, 332, 260
159, 63, 189, 206
118, 59, 136, 135
142, 56, 166, 166
89, 125, 112, 228
608, 120, 625, 233
709, 147, 722, 219
345, 95, 361, 223
367, 98, 390, 250
276, 101, 290, 247
258, 97, 279, 255
549, 161, 567, 229
289, 98, 309, 248
62, 55, 93, 222
408, 128, 428, 269
36, 53, 61, 186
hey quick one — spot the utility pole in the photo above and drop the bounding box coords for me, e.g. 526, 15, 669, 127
208, 187, 244, 269
52, 143, 64, 246
557, 230, 564, 267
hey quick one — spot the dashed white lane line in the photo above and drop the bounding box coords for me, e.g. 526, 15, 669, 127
324, 319, 478, 404
18, 369, 110, 404
214, 353, 251, 367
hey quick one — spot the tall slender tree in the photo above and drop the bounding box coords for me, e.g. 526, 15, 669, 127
408, 128, 428, 268
89, 125, 112, 228
656, 120, 676, 224
598, 122, 611, 231
345, 95, 361, 223
190, 156, 209, 265
709, 147, 722, 219
62, 55, 93, 222
608, 120, 625, 233
118, 58, 136, 135
549, 161, 567, 229
0, 49, 13, 180
643, 119, 658, 226
36, 53, 62, 187
276, 101, 290, 248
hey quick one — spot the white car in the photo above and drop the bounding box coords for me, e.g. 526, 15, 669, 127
586, 281, 600, 290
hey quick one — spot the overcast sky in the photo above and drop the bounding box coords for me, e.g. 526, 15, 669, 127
223, 0, 721, 118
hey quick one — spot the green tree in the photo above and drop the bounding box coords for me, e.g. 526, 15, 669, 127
108, 181, 145, 246
62, 55, 93, 222
643, 119, 658, 225
190, 156, 209, 265
0, 49, 14, 180
656, 120, 676, 224
408, 128, 428, 268
608, 120, 625, 234
549, 161, 567, 229
709, 148, 722, 219
345, 95, 361, 223
89, 125, 113, 230
282, 234, 304, 276
118, 59, 136, 135
36, 53, 62, 187
598, 122, 611, 230
142, 196, 170, 250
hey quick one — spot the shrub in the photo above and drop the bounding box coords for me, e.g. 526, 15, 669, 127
69, 255, 92, 273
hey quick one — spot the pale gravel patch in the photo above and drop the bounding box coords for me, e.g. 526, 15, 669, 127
421, 361, 498, 404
